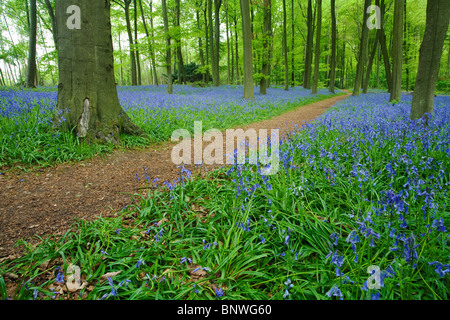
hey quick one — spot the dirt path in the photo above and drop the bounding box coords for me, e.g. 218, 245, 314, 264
0, 91, 350, 258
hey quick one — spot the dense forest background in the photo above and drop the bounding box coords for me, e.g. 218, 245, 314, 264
0, 0, 449, 92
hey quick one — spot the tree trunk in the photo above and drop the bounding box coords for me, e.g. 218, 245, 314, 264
311, 0, 322, 94
403, 0, 409, 91
259, 0, 271, 95
234, 4, 240, 85
124, 0, 137, 86
212, 0, 222, 87
175, 0, 186, 84
303, 0, 313, 89
226, 1, 231, 85
204, 7, 210, 84
240, 0, 253, 99
134, 0, 142, 85
329, 0, 337, 93
196, 6, 206, 82
26, 0, 37, 88
353, 0, 371, 96
162, 0, 173, 94
43, 0, 57, 49
291, 0, 296, 86
410, 0, 450, 122
390, 0, 404, 102
363, 31, 380, 93
282, 0, 289, 90
55, 0, 144, 143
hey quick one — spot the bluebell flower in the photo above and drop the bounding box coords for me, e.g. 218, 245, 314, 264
215, 288, 224, 297
325, 285, 343, 300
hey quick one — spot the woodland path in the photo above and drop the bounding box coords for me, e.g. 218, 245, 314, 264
0, 91, 350, 258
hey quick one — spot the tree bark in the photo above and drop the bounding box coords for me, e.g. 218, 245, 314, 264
282, 0, 289, 90
353, 0, 371, 96
259, 0, 271, 95
124, 0, 137, 86
410, 0, 450, 122
55, 0, 144, 143
162, 0, 173, 93
134, 0, 142, 85
26, 0, 37, 88
212, 0, 222, 86
363, 31, 380, 93
329, 0, 337, 93
311, 0, 322, 94
390, 0, 404, 102
240, 0, 253, 99
303, 0, 313, 89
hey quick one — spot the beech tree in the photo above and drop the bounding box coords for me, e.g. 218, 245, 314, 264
240, 0, 253, 99
311, 0, 322, 94
410, 0, 450, 123
390, 0, 404, 102
54, 0, 144, 143
26, 0, 37, 88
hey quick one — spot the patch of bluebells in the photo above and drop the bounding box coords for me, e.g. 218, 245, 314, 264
223, 93, 450, 299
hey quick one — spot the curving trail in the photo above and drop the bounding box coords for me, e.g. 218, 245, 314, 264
0, 90, 350, 258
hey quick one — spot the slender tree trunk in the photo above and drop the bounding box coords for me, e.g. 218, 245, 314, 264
175, 0, 186, 84
403, 0, 409, 91
26, 0, 37, 88
240, 0, 254, 99
234, 7, 240, 85
329, 0, 337, 93
291, 0, 295, 86
134, 0, 142, 85
55, 0, 144, 143
204, 7, 210, 84
311, 0, 322, 94
377, 0, 392, 93
353, 0, 371, 96
363, 31, 380, 93
162, 0, 173, 94
282, 0, 289, 90
390, 0, 404, 102
43, 0, 57, 49
213, 0, 222, 86
303, 0, 313, 89
124, 1, 137, 86
259, 0, 271, 95
196, 6, 206, 82
410, 0, 450, 122
226, 1, 231, 85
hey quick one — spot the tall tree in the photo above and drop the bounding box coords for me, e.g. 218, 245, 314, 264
114, 0, 138, 86
175, 0, 187, 84
161, 0, 173, 93
329, 0, 337, 93
303, 0, 313, 89
390, 0, 404, 102
378, 0, 392, 93
259, 0, 271, 95
55, 0, 144, 143
410, 0, 450, 123
353, 0, 371, 96
26, 0, 38, 88
240, 0, 253, 99
212, 0, 222, 86
311, 0, 322, 94
282, 0, 289, 90
134, 0, 142, 85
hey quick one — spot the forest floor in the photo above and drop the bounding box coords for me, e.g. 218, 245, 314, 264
0, 91, 350, 259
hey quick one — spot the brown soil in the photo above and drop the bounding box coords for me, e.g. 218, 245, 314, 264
0, 91, 350, 258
